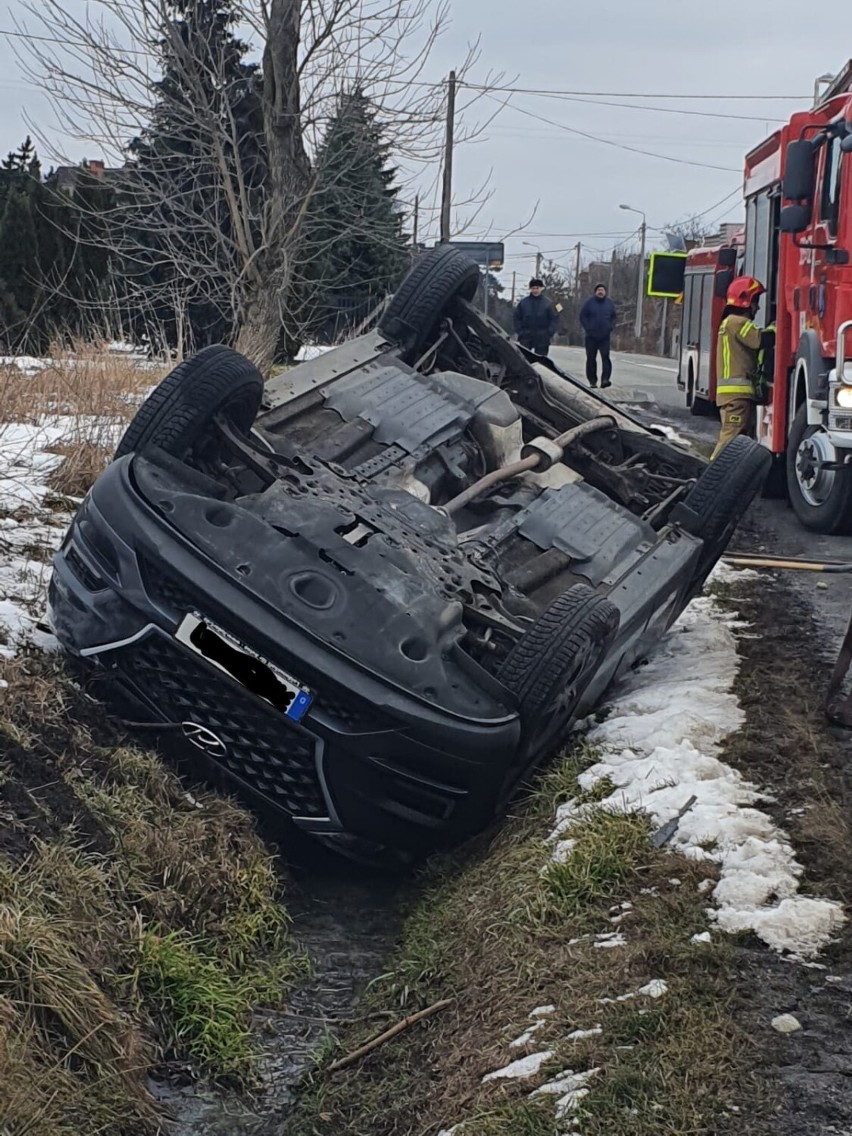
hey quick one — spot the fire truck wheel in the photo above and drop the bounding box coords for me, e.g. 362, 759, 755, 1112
787, 405, 852, 534
680, 435, 771, 597
689, 394, 716, 418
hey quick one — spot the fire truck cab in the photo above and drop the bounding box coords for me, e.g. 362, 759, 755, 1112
678, 63, 852, 534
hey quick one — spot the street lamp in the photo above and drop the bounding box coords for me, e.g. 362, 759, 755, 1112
522, 241, 543, 279
620, 204, 647, 341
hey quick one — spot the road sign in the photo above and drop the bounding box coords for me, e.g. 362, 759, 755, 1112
445, 241, 504, 270
647, 251, 687, 298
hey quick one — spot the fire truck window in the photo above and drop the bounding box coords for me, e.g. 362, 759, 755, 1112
821, 135, 843, 237
743, 198, 758, 279
687, 274, 702, 344
699, 272, 714, 383
745, 192, 773, 326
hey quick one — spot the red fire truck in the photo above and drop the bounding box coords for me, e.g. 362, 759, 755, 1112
677, 62, 852, 533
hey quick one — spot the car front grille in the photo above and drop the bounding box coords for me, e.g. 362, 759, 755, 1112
137, 554, 393, 735
106, 631, 328, 820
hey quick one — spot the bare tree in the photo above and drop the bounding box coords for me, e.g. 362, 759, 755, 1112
16, 0, 500, 371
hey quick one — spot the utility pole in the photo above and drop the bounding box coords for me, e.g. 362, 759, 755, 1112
483, 270, 489, 319
658, 296, 668, 356
573, 242, 582, 293
511, 271, 516, 303
608, 250, 616, 294
634, 219, 647, 342
534, 251, 542, 279
440, 71, 456, 243
412, 194, 419, 249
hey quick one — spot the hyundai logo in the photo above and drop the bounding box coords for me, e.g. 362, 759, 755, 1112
181, 721, 227, 760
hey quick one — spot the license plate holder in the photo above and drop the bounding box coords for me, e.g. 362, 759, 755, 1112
175, 612, 313, 722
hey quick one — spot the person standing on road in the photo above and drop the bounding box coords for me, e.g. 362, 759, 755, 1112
712, 275, 775, 460
514, 278, 559, 357
580, 283, 617, 388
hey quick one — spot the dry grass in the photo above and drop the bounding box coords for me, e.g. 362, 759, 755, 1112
0, 648, 304, 1135
0, 341, 168, 504
0, 339, 165, 426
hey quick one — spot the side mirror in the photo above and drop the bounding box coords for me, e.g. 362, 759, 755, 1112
783, 139, 818, 201
718, 247, 737, 268
780, 203, 811, 234
714, 269, 734, 299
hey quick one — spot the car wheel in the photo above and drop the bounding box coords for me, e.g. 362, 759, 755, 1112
378, 245, 480, 362
679, 435, 771, 595
115, 346, 264, 460
498, 585, 620, 763
786, 404, 852, 534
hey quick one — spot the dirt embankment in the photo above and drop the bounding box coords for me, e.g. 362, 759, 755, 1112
715, 561, 852, 1136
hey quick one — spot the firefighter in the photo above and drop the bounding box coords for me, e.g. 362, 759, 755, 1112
712, 275, 775, 460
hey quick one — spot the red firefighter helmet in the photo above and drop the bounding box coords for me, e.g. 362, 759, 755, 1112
726, 275, 765, 310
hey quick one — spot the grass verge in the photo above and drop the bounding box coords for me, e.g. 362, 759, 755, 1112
288, 750, 768, 1136
0, 648, 304, 1135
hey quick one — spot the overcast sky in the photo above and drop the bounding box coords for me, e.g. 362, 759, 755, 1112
0, 0, 850, 289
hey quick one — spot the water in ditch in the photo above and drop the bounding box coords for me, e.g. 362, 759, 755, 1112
150, 841, 408, 1135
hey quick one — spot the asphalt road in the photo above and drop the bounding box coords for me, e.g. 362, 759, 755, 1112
550, 344, 682, 410
562, 344, 852, 650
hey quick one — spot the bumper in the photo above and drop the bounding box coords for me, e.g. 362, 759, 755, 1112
49, 463, 521, 853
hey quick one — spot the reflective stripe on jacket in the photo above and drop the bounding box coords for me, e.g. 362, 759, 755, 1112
716, 313, 762, 398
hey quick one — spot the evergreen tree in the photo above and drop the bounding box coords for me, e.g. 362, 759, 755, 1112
123, 0, 266, 349
298, 90, 410, 343
0, 188, 38, 346
0, 139, 113, 350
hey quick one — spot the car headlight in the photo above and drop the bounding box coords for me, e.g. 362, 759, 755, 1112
836, 386, 852, 409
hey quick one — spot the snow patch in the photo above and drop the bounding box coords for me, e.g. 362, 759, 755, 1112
294, 344, 334, 362
650, 422, 691, 448
566, 1026, 602, 1042
531, 1067, 600, 1119
482, 1050, 553, 1083
0, 419, 93, 653
548, 578, 844, 959
593, 931, 626, 949
509, 1020, 546, 1048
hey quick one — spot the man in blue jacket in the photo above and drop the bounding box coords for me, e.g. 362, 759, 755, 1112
513, 278, 559, 357
579, 283, 617, 388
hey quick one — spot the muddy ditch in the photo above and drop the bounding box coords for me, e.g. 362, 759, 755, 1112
714, 527, 852, 1136
154, 848, 407, 1135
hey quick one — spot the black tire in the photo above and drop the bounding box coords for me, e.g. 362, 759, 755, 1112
760, 453, 788, 500
680, 435, 771, 594
378, 245, 480, 361
786, 404, 852, 534
115, 346, 264, 460
690, 393, 717, 418
498, 585, 620, 757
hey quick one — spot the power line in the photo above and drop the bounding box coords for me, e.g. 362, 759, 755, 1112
507, 93, 784, 124
490, 96, 741, 174
459, 81, 806, 101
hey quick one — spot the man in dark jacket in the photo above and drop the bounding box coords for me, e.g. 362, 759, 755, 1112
579, 283, 617, 388
514, 278, 559, 357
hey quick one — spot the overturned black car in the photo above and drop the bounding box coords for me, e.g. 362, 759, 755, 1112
49, 247, 769, 859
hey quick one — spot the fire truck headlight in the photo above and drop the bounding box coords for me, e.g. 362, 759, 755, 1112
836, 386, 852, 409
